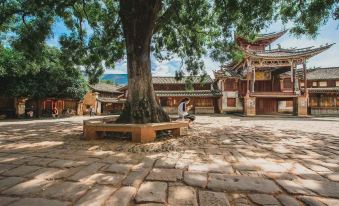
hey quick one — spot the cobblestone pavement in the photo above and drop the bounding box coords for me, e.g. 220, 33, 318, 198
0, 115, 339, 206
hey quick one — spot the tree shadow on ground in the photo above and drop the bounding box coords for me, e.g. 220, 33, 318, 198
0, 117, 339, 205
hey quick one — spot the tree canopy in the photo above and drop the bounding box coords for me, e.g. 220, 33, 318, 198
0, 45, 87, 100
1, 0, 337, 82
1, 0, 338, 123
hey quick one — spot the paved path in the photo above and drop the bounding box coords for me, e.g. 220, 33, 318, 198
0, 115, 339, 206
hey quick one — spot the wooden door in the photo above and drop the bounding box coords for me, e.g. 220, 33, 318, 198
256, 98, 278, 114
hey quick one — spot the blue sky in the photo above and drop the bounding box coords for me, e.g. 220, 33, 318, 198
47, 18, 338, 77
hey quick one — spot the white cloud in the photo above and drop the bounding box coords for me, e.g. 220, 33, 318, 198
105, 19, 338, 76
266, 20, 339, 68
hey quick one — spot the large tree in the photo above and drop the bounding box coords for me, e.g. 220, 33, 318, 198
1, 0, 337, 123
0, 45, 87, 103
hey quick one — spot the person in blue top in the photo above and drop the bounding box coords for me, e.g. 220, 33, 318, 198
178, 98, 195, 126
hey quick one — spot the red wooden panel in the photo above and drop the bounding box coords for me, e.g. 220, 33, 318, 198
283, 78, 292, 89
227, 98, 236, 107
239, 80, 248, 97
254, 80, 272, 92
256, 98, 278, 114
286, 100, 293, 107
224, 79, 238, 91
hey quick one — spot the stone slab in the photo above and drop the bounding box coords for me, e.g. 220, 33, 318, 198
26, 168, 67, 180
326, 172, 339, 182
0, 196, 19, 206
188, 163, 233, 174
0, 177, 25, 192
276, 179, 314, 195
297, 179, 339, 198
146, 168, 182, 182
183, 171, 207, 188
2, 179, 53, 196
2, 165, 41, 177
297, 196, 327, 206
154, 158, 177, 168
7, 198, 70, 206
105, 164, 133, 174
168, 186, 197, 206
135, 181, 167, 203
248, 194, 280, 206
277, 194, 301, 206
122, 169, 149, 187
0, 164, 17, 175
105, 186, 136, 206
41, 181, 91, 202
207, 174, 281, 193
27, 158, 59, 167
74, 185, 116, 206
49, 160, 89, 168
68, 163, 106, 182
86, 172, 125, 185
198, 190, 230, 206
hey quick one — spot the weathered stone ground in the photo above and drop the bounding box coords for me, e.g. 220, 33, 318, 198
0, 115, 339, 206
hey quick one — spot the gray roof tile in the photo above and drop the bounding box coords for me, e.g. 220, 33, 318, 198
155, 90, 222, 97
89, 83, 123, 93
306, 67, 339, 80
152, 76, 213, 84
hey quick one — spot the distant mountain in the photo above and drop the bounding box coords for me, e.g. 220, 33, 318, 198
101, 74, 128, 85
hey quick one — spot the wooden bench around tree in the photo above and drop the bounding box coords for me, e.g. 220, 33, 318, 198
83, 118, 189, 143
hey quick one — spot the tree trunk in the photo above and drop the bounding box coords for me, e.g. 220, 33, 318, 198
116, 0, 170, 123
34, 99, 39, 118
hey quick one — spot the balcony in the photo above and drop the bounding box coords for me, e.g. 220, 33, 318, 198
250, 91, 299, 98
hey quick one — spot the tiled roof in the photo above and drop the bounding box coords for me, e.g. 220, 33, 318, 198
306, 67, 339, 80
307, 87, 339, 93
213, 65, 242, 79
97, 97, 126, 103
255, 30, 287, 41
89, 83, 124, 93
155, 90, 222, 97
244, 44, 334, 59
236, 30, 287, 44
152, 76, 213, 84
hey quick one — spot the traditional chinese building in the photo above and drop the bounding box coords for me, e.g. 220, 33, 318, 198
118, 76, 222, 114
0, 97, 26, 118
83, 83, 125, 115
214, 31, 334, 116
26, 98, 82, 117
301, 67, 339, 115
153, 76, 222, 114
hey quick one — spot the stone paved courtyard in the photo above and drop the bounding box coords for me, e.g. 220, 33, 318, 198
0, 115, 339, 206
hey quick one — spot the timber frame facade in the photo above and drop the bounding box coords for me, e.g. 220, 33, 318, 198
153, 76, 222, 114
214, 31, 334, 116
118, 76, 222, 114
301, 67, 339, 115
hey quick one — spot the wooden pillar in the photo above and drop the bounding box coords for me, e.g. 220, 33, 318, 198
303, 62, 308, 97
295, 67, 299, 94
291, 63, 298, 95
280, 79, 283, 92
251, 67, 255, 93
246, 71, 250, 96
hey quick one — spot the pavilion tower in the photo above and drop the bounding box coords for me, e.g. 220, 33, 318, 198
214, 31, 334, 116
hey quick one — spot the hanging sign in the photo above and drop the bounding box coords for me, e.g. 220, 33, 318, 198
255, 71, 271, 80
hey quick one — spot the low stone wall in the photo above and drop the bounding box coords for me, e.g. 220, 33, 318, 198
162, 107, 177, 114
195, 107, 214, 114
311, 107, 339, 115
